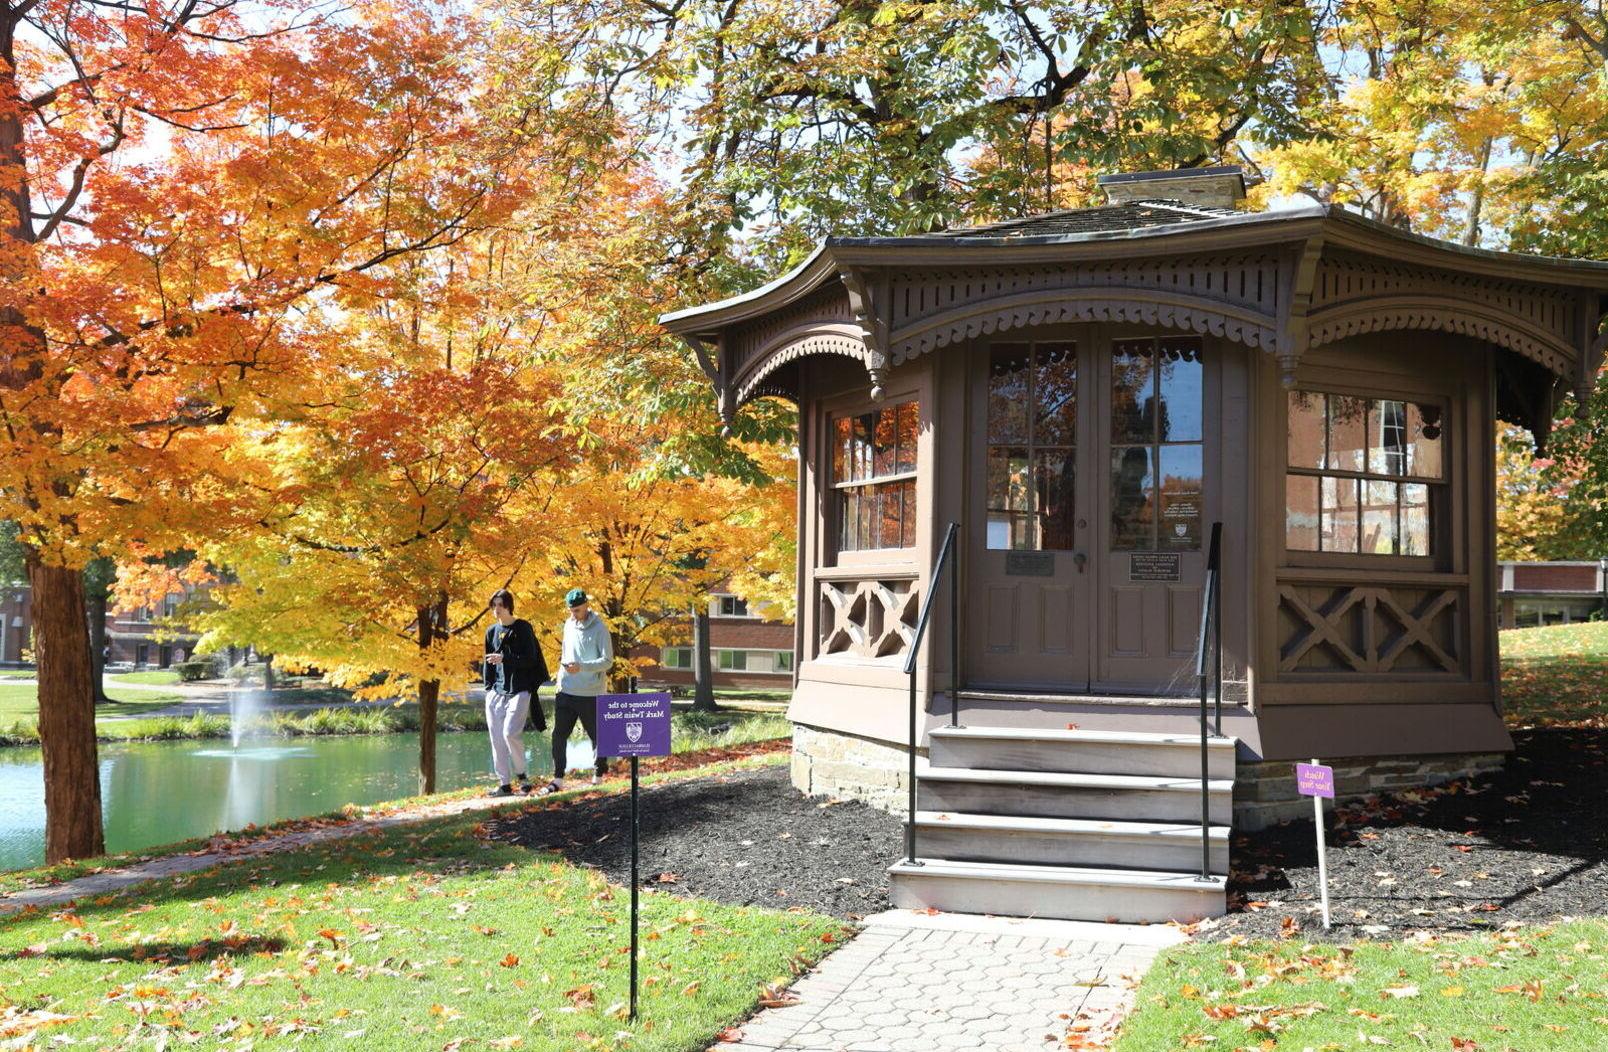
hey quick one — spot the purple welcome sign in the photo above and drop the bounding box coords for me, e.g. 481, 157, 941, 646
1295, 762, 1335, 799
596, 692, 672, 758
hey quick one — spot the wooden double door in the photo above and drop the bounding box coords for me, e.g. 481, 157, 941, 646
966, 326, 1218, 694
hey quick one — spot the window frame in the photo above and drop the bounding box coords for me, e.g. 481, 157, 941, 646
828, 396, 921, 558
1282, 386, 1451, 567
1106, 334, 1207, 553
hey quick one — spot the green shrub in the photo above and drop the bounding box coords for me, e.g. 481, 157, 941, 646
174, 659, 214, 682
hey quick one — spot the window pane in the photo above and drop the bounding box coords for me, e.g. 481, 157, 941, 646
838, 489, 857, 551
878, 481, 902, 549
1286, 474, 1320, 551
1327, 395, 1368, 473
1407, 403, 1443, 478
1158, 444, 1203, 549
1110, 446, 1155, 550
1402, 483, 1431, 555
899, 479, 916, 548
1111, 339, 1155, 444
854, 413, 875, 481
1034, 449, 1075, 551
857, 484, 875, 550
1156, 337, 1203, 443
896, 401, 918, 473
988, 344, 1030, 444
833, 417, 851, 484
873, 407, 897, 478
1287, 391, 1326, 471
1034, 342, 1077, 447
1362, 479, 1399, 554
987, 447, 1031, 550
1370, 400, 1408, 477
1321, 476, 1360, 553
776, 651, 793, 672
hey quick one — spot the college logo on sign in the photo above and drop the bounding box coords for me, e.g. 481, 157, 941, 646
1175, 523, 1188, 537
626, 722, 643, 743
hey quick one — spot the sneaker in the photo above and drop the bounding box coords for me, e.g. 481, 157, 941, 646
535, 780, 564, 797
516, 776, 533, 793
488, 784, 516, 798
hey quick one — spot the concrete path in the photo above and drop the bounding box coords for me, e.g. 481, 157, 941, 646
711, 910, 1184, 1052
0, 790, 524, 917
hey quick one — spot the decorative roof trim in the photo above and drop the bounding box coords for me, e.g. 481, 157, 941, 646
888, 289, 1280, 362
1306, 296, 1578, 377
732, 324, 867, 406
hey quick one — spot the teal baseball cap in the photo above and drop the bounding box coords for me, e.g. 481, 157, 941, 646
565, 588, 588, 607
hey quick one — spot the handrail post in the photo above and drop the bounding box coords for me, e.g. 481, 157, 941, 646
1213, 550, 1223, 737
903, 521, 960, 869
950, 529, 961, 728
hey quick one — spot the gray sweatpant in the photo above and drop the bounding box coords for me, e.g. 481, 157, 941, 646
485, 688, 532, 784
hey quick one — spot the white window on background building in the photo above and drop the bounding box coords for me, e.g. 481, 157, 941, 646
661, 647, 693, 670
716, 649, 748, 671
715, 595, 750, 618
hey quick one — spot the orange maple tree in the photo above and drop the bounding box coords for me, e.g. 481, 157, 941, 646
0, 0, 540, 860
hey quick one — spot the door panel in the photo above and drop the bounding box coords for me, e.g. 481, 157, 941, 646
1097, 333, 1212, 691
968, 336, 1092, 689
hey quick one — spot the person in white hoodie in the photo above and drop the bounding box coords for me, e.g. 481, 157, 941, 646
536, 588, 614, 795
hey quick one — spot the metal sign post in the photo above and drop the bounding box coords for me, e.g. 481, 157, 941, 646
1295, 760, 1335, 929
596, 692, 673, 1021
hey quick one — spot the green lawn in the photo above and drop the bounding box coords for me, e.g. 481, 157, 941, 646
109, 669, 183, 685
1115, 621, 1608, 1047
0, 668, 35, 680
1499, 621, 1608, 727
1115, 921, 1608, 1050
0, 684, 184, 726
0, 755, 843, 1050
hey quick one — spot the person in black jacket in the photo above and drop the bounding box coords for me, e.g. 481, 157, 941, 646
482, 589, 550, 797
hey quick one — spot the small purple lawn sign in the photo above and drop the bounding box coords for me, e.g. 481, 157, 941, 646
1295, 762, 1335, 799
594, 691, 672, 1022
1297, 760, 1335, 928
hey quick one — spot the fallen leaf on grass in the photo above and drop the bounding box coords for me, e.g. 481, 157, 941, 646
499, 953, 519, 968
1381, 985, 1419, 999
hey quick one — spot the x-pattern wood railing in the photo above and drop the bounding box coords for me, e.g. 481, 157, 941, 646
1278, 584, 1461, 674
820, 578, 920, 660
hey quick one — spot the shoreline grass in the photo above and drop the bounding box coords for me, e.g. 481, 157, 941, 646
0, 700, 792, 748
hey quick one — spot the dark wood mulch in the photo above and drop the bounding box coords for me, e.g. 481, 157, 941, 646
481, 765, 902, 919
1204, 727, 1608, 941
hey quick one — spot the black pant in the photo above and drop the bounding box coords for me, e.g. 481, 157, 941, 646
552, 692, 608, 778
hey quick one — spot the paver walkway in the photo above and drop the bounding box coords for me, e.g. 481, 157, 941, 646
711, 909, 1184, 1052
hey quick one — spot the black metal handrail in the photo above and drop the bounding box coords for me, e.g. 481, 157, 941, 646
1194, 521, 1224, 881
902, 521, 961, 866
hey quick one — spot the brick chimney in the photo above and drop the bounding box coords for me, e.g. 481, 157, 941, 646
1097, 166, 1246, 210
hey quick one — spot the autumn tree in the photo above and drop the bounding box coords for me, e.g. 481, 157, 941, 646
1, 0, 542, 860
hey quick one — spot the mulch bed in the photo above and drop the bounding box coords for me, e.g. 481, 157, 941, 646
1203, 727, 1608, 941
482, 765, 902, 919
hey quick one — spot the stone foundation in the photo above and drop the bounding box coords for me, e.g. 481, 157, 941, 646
1234, 752, 1507, 830
791, 723, 915, 814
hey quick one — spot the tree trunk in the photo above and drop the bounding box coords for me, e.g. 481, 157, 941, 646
416, 595, 447, 795
86, 589, 109, 705
692, 607, 717, 711
263, 653, 275, 691
27, 552, 105, 862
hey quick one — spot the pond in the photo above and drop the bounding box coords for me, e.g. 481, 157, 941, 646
0, 731, 592, 872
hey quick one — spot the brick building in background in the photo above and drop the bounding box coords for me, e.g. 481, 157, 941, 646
1, 582, 31, 665
1498, 560, 1608, 628
636, 591, 796, 692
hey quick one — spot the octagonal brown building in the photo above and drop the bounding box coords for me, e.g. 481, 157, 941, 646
662, 168, 1608, 921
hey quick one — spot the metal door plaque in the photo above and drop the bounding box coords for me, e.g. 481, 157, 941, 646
1129, 552, 1181, 581
1005, 551, 1055, 577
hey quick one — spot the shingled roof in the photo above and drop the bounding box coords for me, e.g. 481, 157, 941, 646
922, 199, 1245, 240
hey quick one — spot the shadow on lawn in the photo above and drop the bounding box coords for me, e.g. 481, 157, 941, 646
9, 934, 287, 964
1220, 727, 1608, 938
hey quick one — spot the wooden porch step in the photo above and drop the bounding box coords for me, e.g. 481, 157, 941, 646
916, 764, 1233, 824
909, 810, 1229, 874
887, 857, 1227, 924
928, 725, 1237, 779
955, 689, 1239, 710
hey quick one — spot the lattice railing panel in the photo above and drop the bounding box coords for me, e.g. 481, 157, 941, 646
818, 578, 920, 661
1276, 582, 1462, 675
